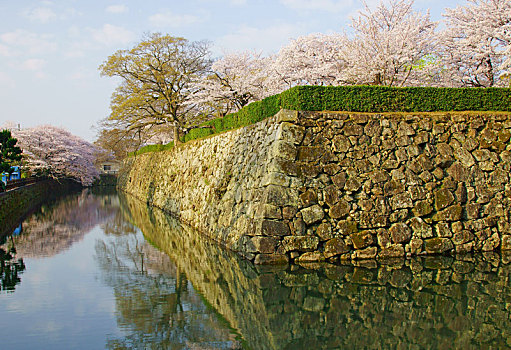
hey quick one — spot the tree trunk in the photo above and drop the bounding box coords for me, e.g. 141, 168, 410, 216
173, 125, 180, 145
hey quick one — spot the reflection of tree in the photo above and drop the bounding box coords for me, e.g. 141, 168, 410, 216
0, 245, 25, 292
3, 190, 119, 258
100, 210, 137, 236
94, 233, 242, 349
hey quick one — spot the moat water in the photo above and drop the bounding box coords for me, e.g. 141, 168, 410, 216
1, 188, 510, 349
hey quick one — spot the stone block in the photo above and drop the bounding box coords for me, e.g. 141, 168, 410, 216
337, 219, 358, 235
300, 204, 324, 224
299, 189, 317, 207
453, 147, 475, 167
432, 205, 462, 222
282, 206, 297, 220
424, 238, 454, 254
297, 146, 325, 162
276, 122, 305, 145
408, 217, 433, 238
332, 134, 351, 153
271, 141, 297, 161
384, 180, 405, 196
344, 177, 361, 192
262, 185, 297, 206
343, 124, 363, 136
412, 200, 433, 217
323, 185, 340, 207
254, 253, 289, 265
316, 222, 333, 241
466, 203, 480, 219
501, 235, 511, 250
434, 188, 455, 211
359, 212, 388, 228
251, 237, 278, 254
276, 109, 298, 123
397, 121, 415, 136
389, 223, 412, 243
369, 169, 390, 183
295, 252, 325, 264
261, 219, 291, 236
255, 204, 282, 219
351, 231, 374, 249
377, 228, 391, 248
329, 200, 350, 219
378, 244, 405, 259
332, 172, 347, 188
324, 237, 350, 258
353, 246, 377, 260
452, 230, 474, 245
283, 236, 319, 252
390, 192, 413, 210
447, 163, 469, 182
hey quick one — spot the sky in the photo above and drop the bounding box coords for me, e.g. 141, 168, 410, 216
0, 0, 466, 142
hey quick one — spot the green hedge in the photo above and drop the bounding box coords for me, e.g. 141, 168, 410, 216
139, 85, 511, 154
129, 141, 175, 156
280, 85, 511, 112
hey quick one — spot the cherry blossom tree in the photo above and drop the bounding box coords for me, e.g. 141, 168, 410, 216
440, 0, 511, 87
189, 51, 273, 116
12, 126, 100, 186
268, 33, 350, 92
343, 0, 438, 86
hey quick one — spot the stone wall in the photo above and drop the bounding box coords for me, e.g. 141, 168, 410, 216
119, 110, 511, 264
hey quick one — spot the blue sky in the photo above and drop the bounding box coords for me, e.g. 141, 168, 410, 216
0, 0, 465, 141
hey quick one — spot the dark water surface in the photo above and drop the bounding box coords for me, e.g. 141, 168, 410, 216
1, 189, 511, 349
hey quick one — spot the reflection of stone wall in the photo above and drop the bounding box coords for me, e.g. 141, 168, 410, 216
122, 194, 511, 349
121, 193, 277, 350
119, 110, 511, 263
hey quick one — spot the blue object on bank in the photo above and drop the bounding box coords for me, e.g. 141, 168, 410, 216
1, 166, 21, 184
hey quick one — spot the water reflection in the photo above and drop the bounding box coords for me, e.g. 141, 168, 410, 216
6, 190, 118, 258
0, 244, 25, 292
120, 193, 511, 350
2, 188, 511, 349
95, 227, 242, 349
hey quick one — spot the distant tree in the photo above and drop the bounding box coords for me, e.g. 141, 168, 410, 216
0, 129, 22, 175
13, 126, 99, 186
95, 118, 151, 160
99, 33, 212, 143
344, 0, 438, 86
440, 0, 511, 87
189, 51, 272, 116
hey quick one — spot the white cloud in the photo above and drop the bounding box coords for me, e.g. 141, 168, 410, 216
20, 58, 46, 71
149, 11, 199, 27
89, 24, 135, 46
280, 0, 354, 12
106, 5, 128, 14
0, 30, 57, 56
22, 6, 57, 23
230, 0, 247, 4
215, 23, 304, 54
